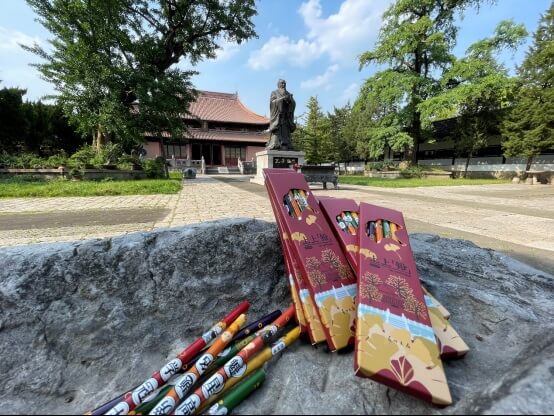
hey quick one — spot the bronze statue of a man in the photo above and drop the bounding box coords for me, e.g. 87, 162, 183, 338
266, 79, 296, 151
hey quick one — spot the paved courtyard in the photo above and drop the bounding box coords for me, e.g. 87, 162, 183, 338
1, 175, 553, 273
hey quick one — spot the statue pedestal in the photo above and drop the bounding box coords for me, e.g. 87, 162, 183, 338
250, 150, 305, 185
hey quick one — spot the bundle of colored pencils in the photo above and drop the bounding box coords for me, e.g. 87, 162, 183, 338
336, 211, 359, 235
366, 219, 399, 242
85, 303, 300, 415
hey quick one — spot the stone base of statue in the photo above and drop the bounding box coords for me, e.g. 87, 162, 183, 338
250, 149, 305, 185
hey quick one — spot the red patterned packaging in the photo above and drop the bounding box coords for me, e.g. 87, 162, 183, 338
264, 169, 356, 351
355, 202, 452, 405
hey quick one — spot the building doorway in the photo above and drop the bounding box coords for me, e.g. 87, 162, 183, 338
191, 142, 222, 166
224, 145, 246, 166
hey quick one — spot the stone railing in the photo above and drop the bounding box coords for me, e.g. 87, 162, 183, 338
167, 157, 205, 175
0, 168, 147, 180
238, 158, 256, 175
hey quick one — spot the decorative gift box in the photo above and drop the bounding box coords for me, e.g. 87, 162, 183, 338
319, 197, 468, 360
264, 169, 356, 351
356, 202, 452, 405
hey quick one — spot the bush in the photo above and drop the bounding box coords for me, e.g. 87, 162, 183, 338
366, 161, 397, 171
143, 157, 167, 179
0, 152, 49, 169
44, 153, 68, 168
117, 154, 141, 171
68, 145, 97, 170
399, 165, 426, 178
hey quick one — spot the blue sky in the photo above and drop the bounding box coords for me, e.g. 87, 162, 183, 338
0, 0, 550, 119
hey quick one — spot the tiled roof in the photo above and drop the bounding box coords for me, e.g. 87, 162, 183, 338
158, 128, 268, 144
186, 91, 269, 125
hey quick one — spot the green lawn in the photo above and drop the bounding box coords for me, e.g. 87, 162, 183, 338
338, 175, 511, 188
0, 177, 182, 198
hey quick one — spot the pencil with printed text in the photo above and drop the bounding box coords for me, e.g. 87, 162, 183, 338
196, 326, 301, 414
383, 220, 392, 239
206, 334, 256, 377
368, 221, 376, 242
375, 219, 384, 242
233, 310, 282, 342
390, 222, 399, 242
88, 362, 200, 415
342, 212, 357, 235
148, 314, 247, 415
105, 301, 250, 415
206, 370, 266, 415
287, 191, 302, 218
172, 306, 295, 415
131, 385, 173, 415
299, 189, 309, 209
336, 215, 348, 232
293, 189, 308, 211
283, 196, 294, 216
351, 211, 360, 227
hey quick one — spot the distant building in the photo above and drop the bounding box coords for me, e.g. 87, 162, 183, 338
144, 91, 269, 167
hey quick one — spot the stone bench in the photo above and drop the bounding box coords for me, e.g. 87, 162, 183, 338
301, 165, 338, 189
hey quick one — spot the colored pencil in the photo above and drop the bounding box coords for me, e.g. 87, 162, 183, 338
148, 314, 247, 415
132, 385, 173, 415
172, 306, 295, 415
382, 220, 392, 239
105, 302, 250, 415
298, 190, 310, 210
207, 334, 256, 376
336, 216, 348, 232
343, 212, 357, 235
287, 191, 302, 218
351, 211, 360, 227
196, 326, 301, 414
233, 310, 282, 342
375, 220, 384, 242
390, 222, 399, 242
368, 222, 376, 242
206, 369, 266, 415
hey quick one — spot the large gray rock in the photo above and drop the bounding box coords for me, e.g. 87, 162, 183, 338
0, 219, 552, 415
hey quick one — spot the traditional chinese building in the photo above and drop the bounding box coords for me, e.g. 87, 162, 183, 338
143, 91, 269, 167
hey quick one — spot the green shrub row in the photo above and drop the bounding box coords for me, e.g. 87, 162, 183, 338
0, 145, 168, 179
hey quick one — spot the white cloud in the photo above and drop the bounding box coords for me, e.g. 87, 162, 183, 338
339, 82, 359, 104
299, 0, 391, 62
247, 35, 321, 70
248, 0, 391, 70
215, 39, 241, 61
300, 64, 339, 89
0, 27, 42, 50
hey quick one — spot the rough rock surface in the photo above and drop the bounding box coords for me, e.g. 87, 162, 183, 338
0, 219, 552, 415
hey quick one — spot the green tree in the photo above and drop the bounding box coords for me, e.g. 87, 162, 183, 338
502, 3, 554, 171
0, 85, 28, 153
419, 20, 527, 177
328, 104, 358, 172
294, 96, 332, 164
357, 0, 493, 162
25, 0, 257, 151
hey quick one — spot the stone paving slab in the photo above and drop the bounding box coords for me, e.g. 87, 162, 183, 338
0, 194, 177, 213
0, 176, 553, 261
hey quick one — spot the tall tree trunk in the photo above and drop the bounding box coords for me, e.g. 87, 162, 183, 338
409, 111, 422, 165
525, 155, 534, 172
463, 152, 472, 179
94, 126, 108, 152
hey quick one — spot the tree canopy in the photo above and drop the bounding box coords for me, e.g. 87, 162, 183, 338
356, 0, 494, 162
502, 3, 554, 169
25, 0, 258, 150
419, 20, 527, 176
0, 83, 83, 154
